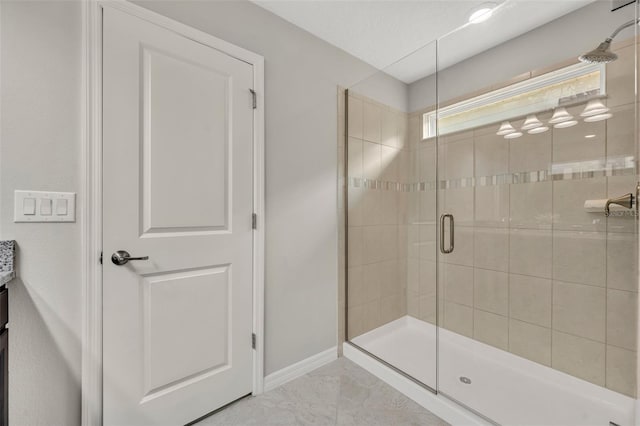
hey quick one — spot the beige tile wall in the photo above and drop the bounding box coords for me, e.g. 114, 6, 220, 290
405, 42, 638, 397
344, 92, 410, 340
404, 115, 439, 324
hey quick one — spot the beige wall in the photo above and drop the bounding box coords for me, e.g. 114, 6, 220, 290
1, 1, 407, 424
1, 2, 83, 425
132, 0, 408, 376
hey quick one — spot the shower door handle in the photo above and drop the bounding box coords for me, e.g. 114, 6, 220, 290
440, 214, 454, 254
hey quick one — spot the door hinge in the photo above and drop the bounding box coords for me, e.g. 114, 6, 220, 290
99, 252, 103, 265
252, 333, 256, 349
249, 89, 257, 109
252, 213, 257, 230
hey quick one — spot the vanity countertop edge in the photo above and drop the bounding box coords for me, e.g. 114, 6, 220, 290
0, 241, 16, 286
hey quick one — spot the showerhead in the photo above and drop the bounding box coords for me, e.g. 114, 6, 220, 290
579, 39, 618, 64
579, 18, 638, 64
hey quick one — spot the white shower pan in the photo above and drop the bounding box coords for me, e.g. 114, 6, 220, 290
348, 316, 635, 426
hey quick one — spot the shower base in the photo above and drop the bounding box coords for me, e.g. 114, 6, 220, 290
351, 315, 437, 387
347, 316, 635, 426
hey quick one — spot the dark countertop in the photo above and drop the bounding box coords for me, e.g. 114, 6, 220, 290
0, 241, 15, 285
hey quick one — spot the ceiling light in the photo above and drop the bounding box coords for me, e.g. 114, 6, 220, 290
584, 113, 613, 122
504, 131, 523, 139
549, 107, 574, 124
554, 120, 578, 129
580, 99, 609, 117
496, 121, 516, 135
522, 114, 543, 130
468, 2, 497, 24
528, 126, 549, 134
585, 134, 596, 139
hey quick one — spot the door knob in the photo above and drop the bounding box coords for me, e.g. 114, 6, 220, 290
111, 250, 149, 266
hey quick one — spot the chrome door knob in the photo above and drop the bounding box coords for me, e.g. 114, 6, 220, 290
111, 250, 149, 266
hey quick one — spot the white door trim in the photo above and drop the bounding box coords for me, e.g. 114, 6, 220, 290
81, 2, 265, 424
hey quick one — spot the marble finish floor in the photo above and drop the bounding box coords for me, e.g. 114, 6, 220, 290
195, 357, 449, 426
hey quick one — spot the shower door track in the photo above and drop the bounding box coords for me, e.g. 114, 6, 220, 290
346, 341, 438, 394
438, 392, 500, 426
344, 341, 500, 425
344, 341, 497, 425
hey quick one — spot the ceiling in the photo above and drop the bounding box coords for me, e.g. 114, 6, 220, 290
252, 0, 597, 83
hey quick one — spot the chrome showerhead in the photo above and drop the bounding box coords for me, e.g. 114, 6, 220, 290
579, 18, 638, 64
579, 39, 618, 64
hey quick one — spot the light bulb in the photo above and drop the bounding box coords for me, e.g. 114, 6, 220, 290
554, 120, 578, 128
580, 99, 609, 117
528, 126, 549, 134
549, 107, 573, 124
522, 115, 543, 130
496, 121, 516, 135
468, 2, 497, 24
504, 131, 523, 139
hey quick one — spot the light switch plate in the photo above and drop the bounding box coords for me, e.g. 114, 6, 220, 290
14, 190, 76, 223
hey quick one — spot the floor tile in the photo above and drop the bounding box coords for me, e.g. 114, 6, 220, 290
195, 358, 448, 426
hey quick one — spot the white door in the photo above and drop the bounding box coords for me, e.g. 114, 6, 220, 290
102, 7, 255, 425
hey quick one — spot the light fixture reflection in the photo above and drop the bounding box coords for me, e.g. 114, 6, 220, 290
528, 126, 549, 134
580, 99, 609, 117
585, 134, 596, 139
554, 120, 578, 128
504, 131, 523, 139
496, 121, 516, 135
584, 113, 613, 122
549, 107, 573, 124
522, 114, 543, 130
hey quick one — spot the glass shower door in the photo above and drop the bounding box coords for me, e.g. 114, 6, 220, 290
435, 2, 638, 424
345, 41, 439, 391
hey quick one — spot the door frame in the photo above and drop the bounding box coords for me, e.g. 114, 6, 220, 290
80, 1, 265, 424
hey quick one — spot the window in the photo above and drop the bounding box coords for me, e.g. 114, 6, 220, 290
422, 62, 605, 138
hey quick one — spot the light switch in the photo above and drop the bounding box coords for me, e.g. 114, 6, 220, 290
56, 199, 68, 216
14, 190, 75, 223
40, 199, 52, 216
23, 198, 36, 215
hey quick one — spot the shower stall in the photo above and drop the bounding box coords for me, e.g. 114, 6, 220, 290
341, 2, 639, 424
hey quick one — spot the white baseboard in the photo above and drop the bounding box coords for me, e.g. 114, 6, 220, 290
263, 346, 337, 392
343, 342, 492, 426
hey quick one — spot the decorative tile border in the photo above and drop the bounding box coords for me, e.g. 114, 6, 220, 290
349, 178, 414, 192
349, 165, 636, 192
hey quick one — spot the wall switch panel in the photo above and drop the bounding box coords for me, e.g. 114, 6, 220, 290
14, 191, 76, 223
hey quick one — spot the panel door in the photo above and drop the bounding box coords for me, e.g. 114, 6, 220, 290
102, 7, 254, 425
